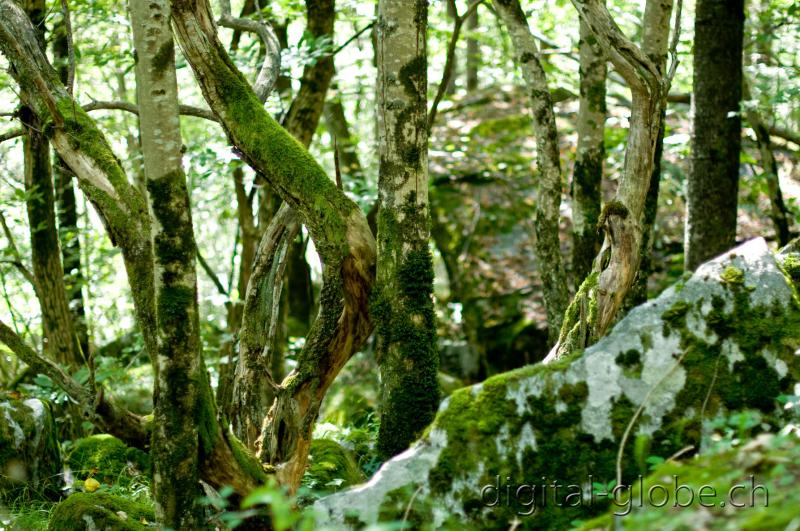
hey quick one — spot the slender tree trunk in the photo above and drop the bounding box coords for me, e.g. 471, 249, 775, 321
466, 7, 480, 92
21, 0, 81, 369
129, 1, 202, 525
374, 0, 439, 459
743, 81, 791, 246
685, 0, 744, 270
492, 0, 569, 343
571, 14, 606, 288
52, 15, 90, 359
626, 0, 673, 306
445, 0, 460, 95
324, 83, 365, 184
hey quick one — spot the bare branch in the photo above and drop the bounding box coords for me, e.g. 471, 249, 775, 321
83, 99, 220, 122
59, 0, 75, 94
0, 127, 24, 143
428, 0, 485, 131
197, 250, 229, 296
333, 22, 375, 55
218, 0, 281, 103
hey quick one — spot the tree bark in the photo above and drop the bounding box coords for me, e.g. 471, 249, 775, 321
554, 0, 672, 358
466, 7, 480, 92
169, 0, 376, 491
571, 13, 606, 288
492, 0, 569, 342
128, 0, 203, 525
53, 14, 90, 359
373, 0, 439, 459
20, 0, 81, 369
685, 0, 744, 270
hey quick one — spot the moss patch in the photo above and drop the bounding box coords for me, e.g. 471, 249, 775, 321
48, 492, 154, 531
66, 434, 150, 487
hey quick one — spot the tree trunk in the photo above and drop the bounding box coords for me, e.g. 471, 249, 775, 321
20, 0, 81, 370
685, 0, 744, 270
492, 0, 569, 343
128, 0, 204, 525
466, 7, 480, 92
626, 0, 674, 306
374, 0, 439, 459
554, 0, 672, 358
571, 14, 606, 288
52, 14, 90, 359
743, 80, 791, 246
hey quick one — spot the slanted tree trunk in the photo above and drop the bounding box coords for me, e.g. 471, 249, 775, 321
373, 0, 439, 459
685, 0, 744, 270
229, 0, 336, 450
571, 13, 606, 288
128, 0, 203, 525
492, 0, 569, 343
554, 0, 674, 357
169, 0, 376, 491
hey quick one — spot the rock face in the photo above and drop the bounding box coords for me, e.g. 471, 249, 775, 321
0, 396, 62, 499
314, 239, 800, 529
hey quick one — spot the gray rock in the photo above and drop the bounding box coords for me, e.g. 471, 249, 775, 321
314, 238, 800, 529
0, 396, 62, 499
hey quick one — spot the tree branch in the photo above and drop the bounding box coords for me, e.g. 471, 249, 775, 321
428, 0, 485, 131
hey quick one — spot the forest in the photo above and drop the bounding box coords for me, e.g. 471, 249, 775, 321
0, 0, 799, 528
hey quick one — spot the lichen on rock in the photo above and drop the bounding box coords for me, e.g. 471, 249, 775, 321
314, 238, 800, 529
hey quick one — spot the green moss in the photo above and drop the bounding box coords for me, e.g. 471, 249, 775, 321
720, 265, 745, 285
48, 492, 154, 531
304, 438, 364, 492
596, 200, 629, 231
579, 434, 800, 530
66, 434, 150, 487
661, 300, 689, 335
373, 196, 440, 459
557, 271, 599, 355
778, 254, 800, 290
150, 40, 174, 77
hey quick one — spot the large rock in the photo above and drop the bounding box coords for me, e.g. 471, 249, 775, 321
48, 492, 154, 530
314, 239, 800, 529
0, 396, 62, 499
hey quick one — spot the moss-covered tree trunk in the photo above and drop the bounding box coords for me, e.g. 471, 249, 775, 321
685, 0, 744, 270
374, 0, 440, 459
466, 7, 480, 92
128, 0, 203, 525
571, 12, 606, 288
554, 0, 673, 357
492, 0, 569, 343
21, 0, 81, 370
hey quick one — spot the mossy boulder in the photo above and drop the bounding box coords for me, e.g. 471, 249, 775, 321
579, 430, 800, 530
0, 397, 62, 500
48, 492, 154, 530
314, 238, 800, 528
304, 438, 365, 492
66, 434, 150, 487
